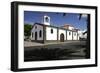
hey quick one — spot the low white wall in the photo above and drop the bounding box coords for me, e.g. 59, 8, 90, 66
67, 31, 72, 40
46, 27, 57, 40
73, 32, 78, 40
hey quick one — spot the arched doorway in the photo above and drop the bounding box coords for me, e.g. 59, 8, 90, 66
60, 33, 64, 42
35, 32, 37, 40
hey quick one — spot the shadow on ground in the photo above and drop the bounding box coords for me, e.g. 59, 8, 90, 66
24, 41, 89, 62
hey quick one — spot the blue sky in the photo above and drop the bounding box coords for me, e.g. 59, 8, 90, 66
24, 11, 88, 30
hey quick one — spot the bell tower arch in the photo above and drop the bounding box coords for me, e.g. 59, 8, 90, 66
43, 15, 50, 25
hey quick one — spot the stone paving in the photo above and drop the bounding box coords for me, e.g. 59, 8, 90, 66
24, 40, 83, 47
24, 41, 87, 61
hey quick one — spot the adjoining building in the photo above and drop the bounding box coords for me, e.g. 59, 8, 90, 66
31, 15, 80, 43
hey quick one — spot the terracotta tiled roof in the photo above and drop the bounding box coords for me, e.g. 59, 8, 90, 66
61, 24, 73, 27
32, 23, 79, 32
73, 28, 80, 31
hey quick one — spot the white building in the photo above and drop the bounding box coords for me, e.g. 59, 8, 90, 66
31, 15, 80, 43
78, 30, 87, 40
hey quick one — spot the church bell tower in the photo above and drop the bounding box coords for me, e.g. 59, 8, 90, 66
43, 15, 50, 25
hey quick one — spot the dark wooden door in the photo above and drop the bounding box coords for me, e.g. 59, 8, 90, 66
60, 33, 64, 42
35, 32, 37, 40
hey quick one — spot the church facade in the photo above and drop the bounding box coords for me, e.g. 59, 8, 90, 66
31, 15, 79, 43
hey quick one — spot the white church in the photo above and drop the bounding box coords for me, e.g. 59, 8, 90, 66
31, 15, 80, 43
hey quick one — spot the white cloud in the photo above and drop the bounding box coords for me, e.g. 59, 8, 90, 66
77, 14, 88, 19
24, 21, 34, 25
81, 14, 88, 18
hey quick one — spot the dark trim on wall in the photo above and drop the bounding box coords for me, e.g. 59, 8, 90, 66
45, 40, 58, 43
66, 30, 67, 41
43, 25, 46, 43
31, 39, 80, 44
72, 31, 73, 40
45, 40, 79, 43
64, 40, 79, 41
31, 40, 44, 43
57, 28, 59, 41
77, 32, 78, 40
68, 31, 73, 40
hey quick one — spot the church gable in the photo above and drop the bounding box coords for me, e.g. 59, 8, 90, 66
31, 23, 44, 41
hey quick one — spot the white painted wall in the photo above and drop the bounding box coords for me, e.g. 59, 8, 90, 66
67, 31, 72, 40
58, 29, 66, 40
31, 24, 43, 40
83, 33, 87, 39
73, 32, 78, 40
78, 30, 87, 39
46, 27, 57, 40
68, 26, 74, 30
